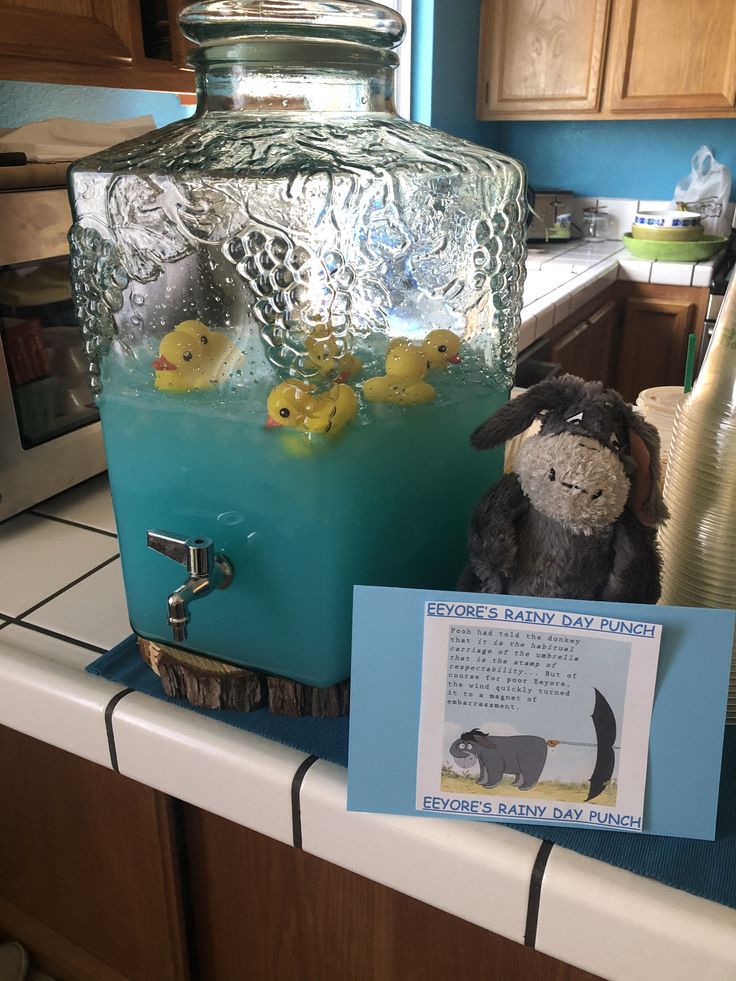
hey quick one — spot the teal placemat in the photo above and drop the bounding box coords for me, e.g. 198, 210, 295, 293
88, 636, 736, 909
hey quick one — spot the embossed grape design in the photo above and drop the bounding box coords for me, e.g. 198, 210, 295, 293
224, 227, 363, 380
69, 225, 129, 393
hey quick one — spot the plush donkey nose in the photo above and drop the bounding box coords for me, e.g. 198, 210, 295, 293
561, 481, 587, 494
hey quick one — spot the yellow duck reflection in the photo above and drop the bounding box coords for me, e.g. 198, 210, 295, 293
364, 329, 462, 405
153, 320, 244, 392
266, 380, 358, 438
304, 325, 363, 381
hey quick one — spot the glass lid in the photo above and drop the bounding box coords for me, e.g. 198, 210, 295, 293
179, 0, 406, 49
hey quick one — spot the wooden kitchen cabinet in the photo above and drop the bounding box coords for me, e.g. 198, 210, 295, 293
0, 0, 194, 93
0, 725, 191, 981
0, 722, 603, 981
478, 0, 736, 120
607, 0, 736, 114
182, 804, 603, 981
479, 0, 611, 115
613, 283, 708, 403
548, 299, 618, 386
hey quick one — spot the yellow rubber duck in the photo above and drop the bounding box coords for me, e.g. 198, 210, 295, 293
266, 380, 358, 438
362, 343, 436, 405
153, 320, 244, 392
420, 329, 462, 370
304, 324, 362, 382
388, 328, 462, 371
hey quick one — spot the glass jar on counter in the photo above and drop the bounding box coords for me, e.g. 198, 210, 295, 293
67, 0, 527, 687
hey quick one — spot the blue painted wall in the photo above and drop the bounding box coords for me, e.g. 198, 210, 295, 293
0, 81, 191, 129
501, 119, 736, 201
412, 0, 501, 148
412, 1, 736, 200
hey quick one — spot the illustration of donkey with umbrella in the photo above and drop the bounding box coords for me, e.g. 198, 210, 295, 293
448, 688, 617, 802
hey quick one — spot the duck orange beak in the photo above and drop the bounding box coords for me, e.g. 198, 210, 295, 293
448, 355, 461, 364
265, 416, 282, 429
153, 354, 177, 371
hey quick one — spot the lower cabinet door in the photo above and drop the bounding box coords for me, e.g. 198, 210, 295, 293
0, 725, 191, 981
182, 804, 603, 981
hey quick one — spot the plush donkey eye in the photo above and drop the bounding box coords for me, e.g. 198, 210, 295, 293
566, 411, 584, 424
591, 490, 603, 500
548, 467, 556, 481
610, 434, 620, 451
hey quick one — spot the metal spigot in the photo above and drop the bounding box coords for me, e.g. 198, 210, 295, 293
146, 530, 233, 643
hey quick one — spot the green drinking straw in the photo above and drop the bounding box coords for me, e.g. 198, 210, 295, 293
683, 332, 696, 394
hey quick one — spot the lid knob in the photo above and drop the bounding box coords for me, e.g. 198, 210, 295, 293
180, 0, 406, 48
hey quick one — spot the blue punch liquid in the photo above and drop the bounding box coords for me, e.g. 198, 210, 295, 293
101, 352, 505, 686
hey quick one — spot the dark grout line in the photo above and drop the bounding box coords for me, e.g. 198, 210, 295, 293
29, 510, 118, 539
524, 839, 554, 948
291, 754, 320, 849
2, 620, 107, 655
15, 553, 120, 621
104, 688, 135, 771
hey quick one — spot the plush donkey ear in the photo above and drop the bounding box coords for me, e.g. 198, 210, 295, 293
471, 375, 585, 450
624, 408, 669, 527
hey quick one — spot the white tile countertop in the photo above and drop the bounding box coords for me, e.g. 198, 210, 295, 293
1, 476, 735, 981
517, 237, 724, 354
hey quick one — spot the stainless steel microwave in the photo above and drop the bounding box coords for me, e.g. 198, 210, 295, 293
0, 185, 106, 522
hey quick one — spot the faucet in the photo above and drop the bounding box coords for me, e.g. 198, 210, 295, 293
146, 530, 233, 643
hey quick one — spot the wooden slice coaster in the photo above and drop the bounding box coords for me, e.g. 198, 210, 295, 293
137, 637, 349, 717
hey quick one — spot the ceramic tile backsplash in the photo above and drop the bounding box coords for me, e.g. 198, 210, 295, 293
0, 632, 125, 767
34, 474, 117, 535
113, 693, 305, 845
299, 759, 542, 946
617, 258, 652, 283
536, 846, 736, 981
0, 514, 119, 618
649, 262, 694, 287
25, 558, 130, 650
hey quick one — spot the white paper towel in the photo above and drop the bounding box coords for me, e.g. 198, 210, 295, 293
0, 116, 156, 162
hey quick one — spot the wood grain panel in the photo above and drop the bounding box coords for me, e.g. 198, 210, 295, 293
184, 804, 603, 981
480, 0, 611, 114
0, 725, 190, 981
548, 300, 619, 386
0, 0, 140, 65
613, 284, 707, 403
608, 0, 736, 112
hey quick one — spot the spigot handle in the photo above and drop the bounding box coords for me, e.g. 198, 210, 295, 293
147, 530, 214, 576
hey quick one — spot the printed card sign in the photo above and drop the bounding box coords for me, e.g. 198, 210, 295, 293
347, 587, 735, 839
416, 601, 661, 832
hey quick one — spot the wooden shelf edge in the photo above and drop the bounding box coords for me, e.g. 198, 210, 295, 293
478, 108, 736, 121
0, 56, 195, 94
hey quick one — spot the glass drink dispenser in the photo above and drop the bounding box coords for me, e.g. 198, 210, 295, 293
68, 0, 527, 687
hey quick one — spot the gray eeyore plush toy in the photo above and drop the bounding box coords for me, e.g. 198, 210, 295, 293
459, 375, 668, 603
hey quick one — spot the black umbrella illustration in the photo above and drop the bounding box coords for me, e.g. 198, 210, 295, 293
585, 688, 617, 801
553, 688, 618, 801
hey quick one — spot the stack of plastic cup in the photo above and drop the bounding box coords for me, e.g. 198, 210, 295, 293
659, 275, 736, 723
635, 385, 685, 487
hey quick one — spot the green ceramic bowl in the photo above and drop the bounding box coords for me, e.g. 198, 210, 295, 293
622, 233, 728, 262
631, 224, 704, 242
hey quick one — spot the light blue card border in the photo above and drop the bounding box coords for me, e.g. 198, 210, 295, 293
348, 587, 735, 840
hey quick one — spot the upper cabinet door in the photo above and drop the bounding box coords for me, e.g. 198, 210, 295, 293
0, 0, 139, 66
479, 0, 611, 116
608, 0, 736, 112
0, 0, 194, 92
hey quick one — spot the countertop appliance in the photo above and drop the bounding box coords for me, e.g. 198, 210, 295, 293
527, 189, 575, 243
0, 182, 106, 522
